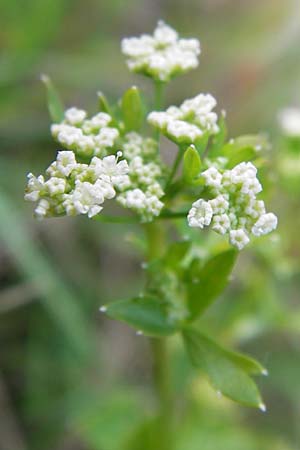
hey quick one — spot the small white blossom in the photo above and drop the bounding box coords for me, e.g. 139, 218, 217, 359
147, 111, 171, 129
166, 120, 203, 143
251, 213, 278, 236
212, 214, 231, 235
64, 107, 87, 126
229, 229, 250, 250
145, 195, 164, 217
245, 199, 266, 219
45, 177, 66, 195
278, 107, 300, 137
187, 199, 213, 228
121, 21, 200, 82
82, 112, 112, 133
209, 195, 229, 213
24, 173, 45, 201
70, 181, 105, 218
121, 188, 147, 210
202, 167, 222, 188
56, 151, 77, 176
35, 199, 51, 220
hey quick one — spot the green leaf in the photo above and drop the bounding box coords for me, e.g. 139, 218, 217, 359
121, 86, 144, 132
102, 296, 177, 337
186, 249, 237, 319
164, 241, 191, 271
183, 328, 264, 409
40, 74, 64, 122
195, 132, 209, 154
183, 145, 201, 182
97, 91, 112, 115
222, 134, 269, 168
224, 348, 268, 376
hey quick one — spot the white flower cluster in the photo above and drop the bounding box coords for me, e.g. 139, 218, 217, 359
51, 108, 119, 158
278, 107, 300, 138
117, 132, 165, 221
25, 151, 129, 219
187, 162, 278, 250
148, 93, 219, 144
122, 131, 158, 160
121, 21, 200, 82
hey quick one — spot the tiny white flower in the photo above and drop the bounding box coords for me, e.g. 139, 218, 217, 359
71, 181, 105, 218
148, 111, 171, 129
64, 107, 87, 126
212, 214, 231, 235
187, 199, 213, 228
209, 195, 229, 213
145, 194, 164, 216
167, 120, 203, 143
229, 229, 250, 250
56, 151, 77, 176
35, 199, 50, 219
124, 188, 147, 209
202, 167, 222, 188
251, 213, 278, 236
24, 173, 45, 201
45, 177, 66, 195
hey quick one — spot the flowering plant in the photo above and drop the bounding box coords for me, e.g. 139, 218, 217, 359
25, 21, 278, 444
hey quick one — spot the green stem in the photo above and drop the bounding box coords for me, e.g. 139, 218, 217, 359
165, 145, 185, 191
93, 210, 188, 224
154, 80, 165, 111
154, 81, 165, 142
144, 222, 173, 450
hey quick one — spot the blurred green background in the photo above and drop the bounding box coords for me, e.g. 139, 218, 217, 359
1, 1, 300, 449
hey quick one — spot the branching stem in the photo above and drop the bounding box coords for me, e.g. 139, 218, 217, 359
144, 222, 173, 450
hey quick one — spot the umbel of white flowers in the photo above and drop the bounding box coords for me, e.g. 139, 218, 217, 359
187, 162, 278, 250
51, 110, 119, 158
148, 93, 219, 144
121, 20, 200, 82
25, 131, 165, 221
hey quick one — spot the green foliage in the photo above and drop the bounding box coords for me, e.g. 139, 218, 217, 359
183, 145, 202, 182
97, 91, 112, 115
186, 249, 238, 320
104, 296, 178, 336
121, 86, 144, 132
183, 327, 264, 408
222, 134, 269, 168
41, 74, 64, 122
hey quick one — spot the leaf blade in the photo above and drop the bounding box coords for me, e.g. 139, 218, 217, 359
121, 86, 144, 132
186, 249, 238, 319
41, 74, 64, 122
103, 296, 177, 337
183, 328, 264, 409
183, 145, 201, 182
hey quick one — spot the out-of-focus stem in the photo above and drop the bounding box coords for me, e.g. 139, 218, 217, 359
154, 80, 165, 142
144, 222, 173, 450
165, 145, 185, 191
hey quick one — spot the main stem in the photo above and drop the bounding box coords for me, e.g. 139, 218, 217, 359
154, 81, 165, 142
144, 222, 173, 450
